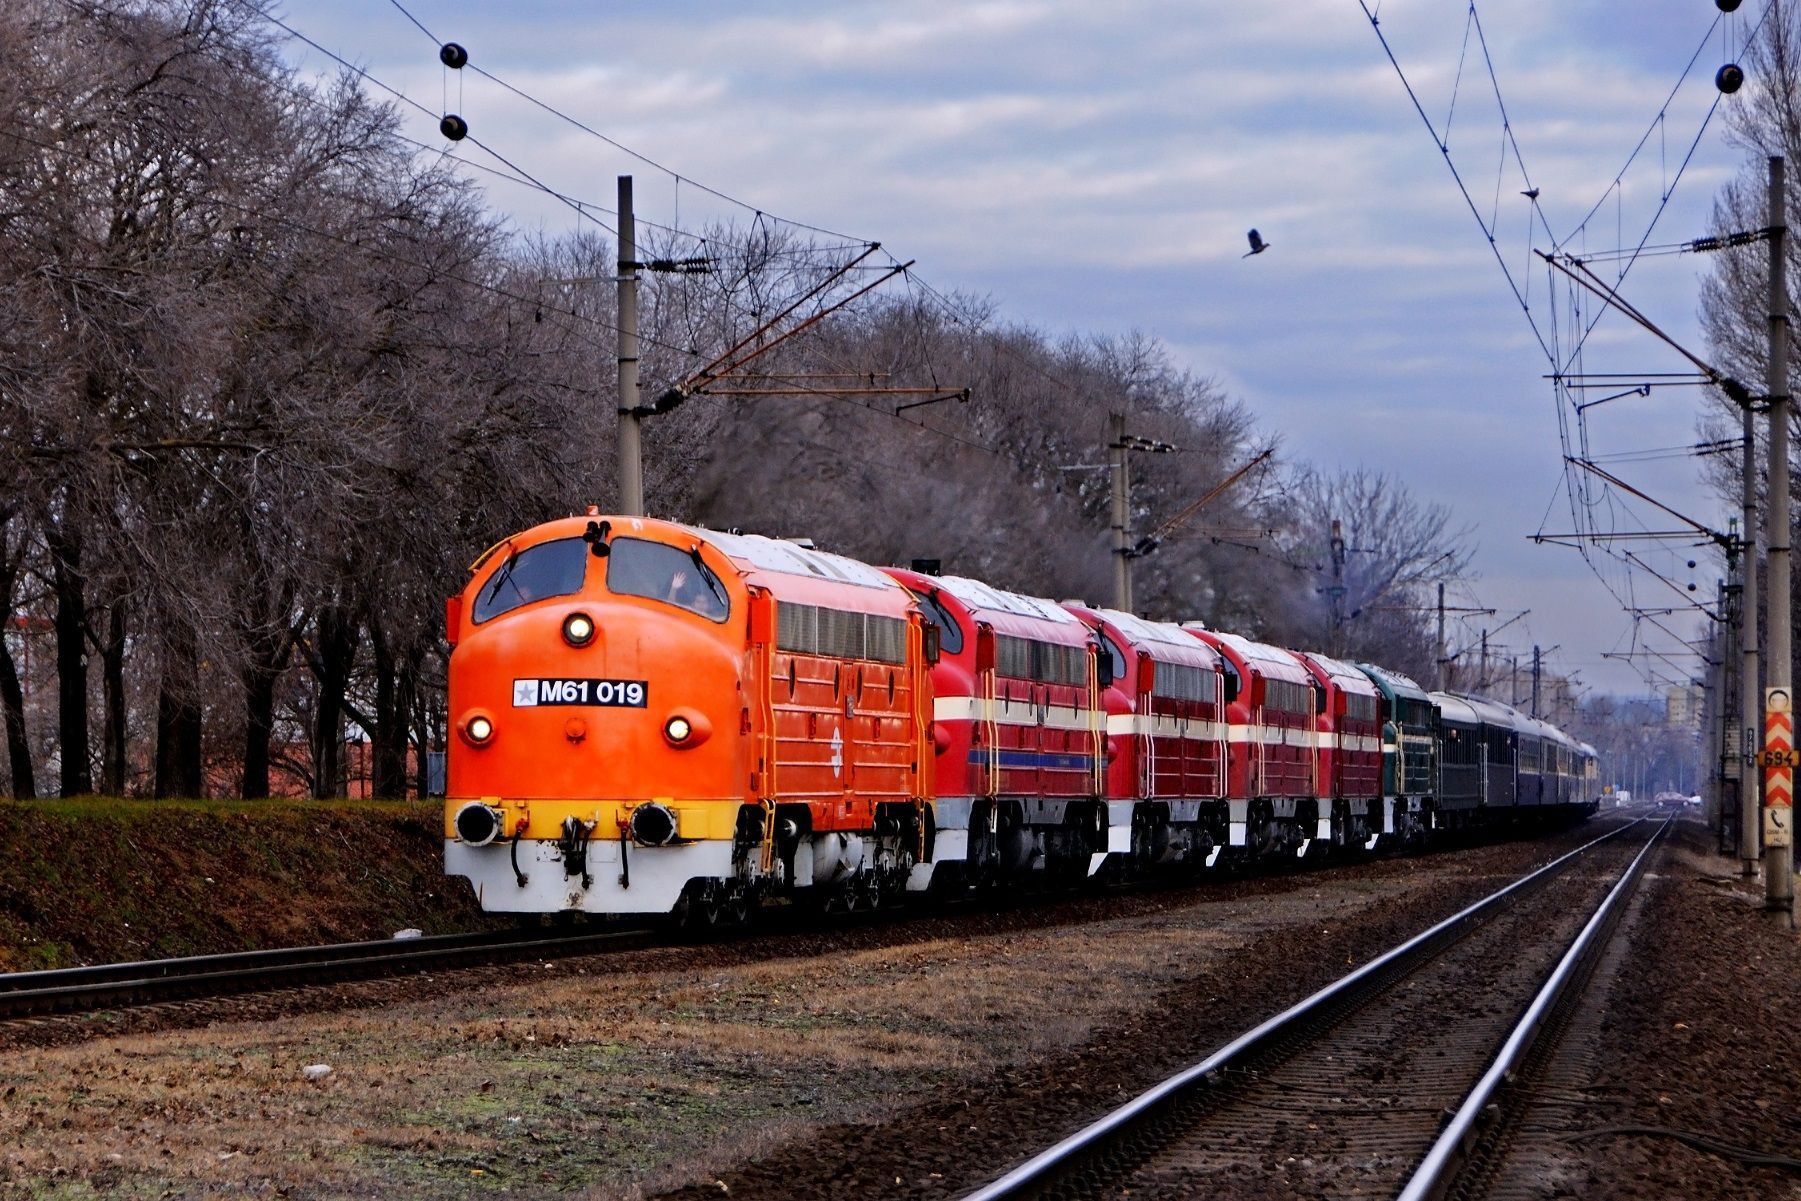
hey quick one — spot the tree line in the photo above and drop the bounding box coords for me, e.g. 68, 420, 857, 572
0, 0, 1471, 800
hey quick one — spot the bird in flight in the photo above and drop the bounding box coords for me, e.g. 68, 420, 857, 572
1244, 229, 1270, 258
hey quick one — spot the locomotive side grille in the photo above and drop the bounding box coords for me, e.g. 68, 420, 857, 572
1151, 661, 1216, 704
776, 601, 906, 664
777, 601, 821, 655
864, 614, 906, 664
820, 606, 856, 657
996, 635, 1032, 680
995, 635, 1087, 686
1264, 678, 1313, 715
1046, 643, 1086, 686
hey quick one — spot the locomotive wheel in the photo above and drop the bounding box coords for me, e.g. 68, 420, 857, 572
722, 881, 753, 929
673, 880, 724, 933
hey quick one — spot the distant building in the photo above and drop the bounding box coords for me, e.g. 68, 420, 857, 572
1665, 684, 1704, 728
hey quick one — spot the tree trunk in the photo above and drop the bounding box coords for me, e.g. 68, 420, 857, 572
311, 605, 358, 800
241, 659, 276, 800
239, 615, 293, 800
368, 621, 410, 800
100, 602, 127, 795
153, 623, 203, 798
413, 679, 433, 800
0, 635, 35, 799
0, 543, 37, 800
46, 525, 91, 796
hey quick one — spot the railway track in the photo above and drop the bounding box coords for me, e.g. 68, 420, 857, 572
962, 812, 1672, 1201
0, 923, 656, 1021
0, 815, 1628, 1032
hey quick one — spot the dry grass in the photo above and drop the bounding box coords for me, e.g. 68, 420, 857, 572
0, 879, 1399, 1200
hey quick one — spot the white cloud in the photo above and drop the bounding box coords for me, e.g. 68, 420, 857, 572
286, 0, 1746, 693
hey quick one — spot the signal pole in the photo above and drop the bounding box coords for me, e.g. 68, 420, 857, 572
616, 175, 645, 516
1435, 581, 1447, 690
1764, 155, 1794, 921
1531, 644, 1542, 718
1110, 412, 1132, 612
1330, 519, 1350, 656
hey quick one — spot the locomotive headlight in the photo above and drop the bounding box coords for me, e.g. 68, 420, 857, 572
660, 708, 711, 748
562, 612, 595, 647
464, 714, 495, 745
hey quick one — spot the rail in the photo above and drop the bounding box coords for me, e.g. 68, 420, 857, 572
1396, 812, 1673, 1201
0, 924, 653, 1020
961, 815, 1657, 1201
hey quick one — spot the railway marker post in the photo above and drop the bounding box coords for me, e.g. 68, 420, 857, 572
1764, 687, 1793, 853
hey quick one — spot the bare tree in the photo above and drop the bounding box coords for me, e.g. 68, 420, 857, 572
1278, 467, 1474, 678
1698, 4, 1801, 696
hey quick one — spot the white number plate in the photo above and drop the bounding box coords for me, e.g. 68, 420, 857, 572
512, 678, 647, 708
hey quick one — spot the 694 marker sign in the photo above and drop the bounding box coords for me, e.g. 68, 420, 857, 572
512, 678, 647, 708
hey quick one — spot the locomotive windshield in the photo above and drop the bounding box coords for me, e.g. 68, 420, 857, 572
607, 537, 730, 622
911, 588, 965, 655
472, 537, 588, 623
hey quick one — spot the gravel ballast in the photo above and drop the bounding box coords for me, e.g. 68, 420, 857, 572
12, 818, 1780, 1200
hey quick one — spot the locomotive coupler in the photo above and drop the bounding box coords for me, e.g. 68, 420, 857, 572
557, 816, 597, 888
508, 816, 530, 888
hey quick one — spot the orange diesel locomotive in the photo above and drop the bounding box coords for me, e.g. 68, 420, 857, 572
444, 516, 933, 924
444, 515, 1601, 923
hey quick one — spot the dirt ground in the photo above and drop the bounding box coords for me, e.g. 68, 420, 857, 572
0, 798, 497, 971
0, 830, 1610, 1201
1505, 818, 1801, 1201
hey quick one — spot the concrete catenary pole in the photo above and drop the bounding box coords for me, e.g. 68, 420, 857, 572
1742, 366, 1763, 873
1531, 644, 1542, 718
616, 175, 645, 517
1435, 582, 1447, 692
1711, 579, 1729, 836
1110, 412, 1132, 613
1764, 155, 1793, 920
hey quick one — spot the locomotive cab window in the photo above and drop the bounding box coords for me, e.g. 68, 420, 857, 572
1100, 632, 1129, 688
912, 589, 965, 656
607, 538, 730, 623
472, 537, 589, 623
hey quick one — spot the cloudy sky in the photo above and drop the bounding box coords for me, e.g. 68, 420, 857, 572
288, 0, 1769, 696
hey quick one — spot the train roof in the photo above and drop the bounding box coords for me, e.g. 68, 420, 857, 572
1356, 662, 1433, 705
700, 528, 896, 591
887, 569, 1088, 644
931, 574, 1080, 625
1294, 650, 1380, 698
1449, 692, 1527, 732
1535, 719, 1581, 751
1068, 605, 1224, 669
1187, 628, 1313, 686
1431, 692, 1483, 725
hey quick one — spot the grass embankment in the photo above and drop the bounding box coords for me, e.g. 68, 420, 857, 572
0, 797, 496, 970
